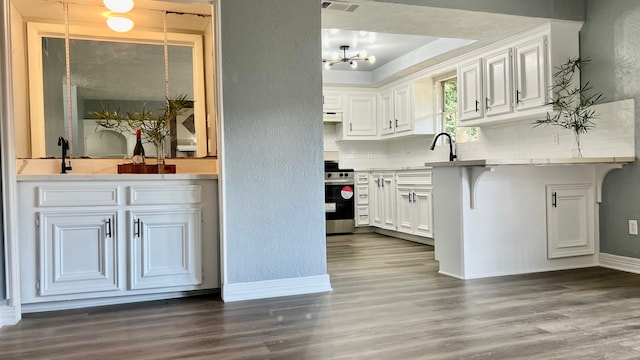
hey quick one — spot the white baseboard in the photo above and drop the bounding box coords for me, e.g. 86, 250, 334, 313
0, 305, 20, 327
599, 253, 640, 274
222, 274, 332, 302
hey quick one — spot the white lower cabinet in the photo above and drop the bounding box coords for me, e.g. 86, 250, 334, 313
546, 184, 595, 259
129, 209, 201, 290
367, 170, 433, 239
18, 178, 219, 310
38, 211, 118, 296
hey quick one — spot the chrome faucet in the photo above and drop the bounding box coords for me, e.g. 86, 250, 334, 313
429, 132, 457, 162
57, 136, 72, 174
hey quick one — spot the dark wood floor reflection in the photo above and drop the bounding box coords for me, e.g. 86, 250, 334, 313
3, 233, 640, 359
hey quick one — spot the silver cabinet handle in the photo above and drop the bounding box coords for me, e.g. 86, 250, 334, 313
408, 192, 412, 203
105, 218, 112, 238
349, 122, 353, 132
134, 218, 141, 237
413, 192, 417, 203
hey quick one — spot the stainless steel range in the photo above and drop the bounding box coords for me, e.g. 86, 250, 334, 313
324, 161, 355, 234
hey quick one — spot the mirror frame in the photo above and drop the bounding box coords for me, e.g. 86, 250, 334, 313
26, 22, 208, 158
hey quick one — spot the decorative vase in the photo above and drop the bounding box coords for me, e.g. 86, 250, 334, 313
155, 139, 166, 165
572, 132, 583, 158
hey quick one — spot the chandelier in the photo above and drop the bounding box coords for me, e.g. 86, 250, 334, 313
323, 45, 376, 70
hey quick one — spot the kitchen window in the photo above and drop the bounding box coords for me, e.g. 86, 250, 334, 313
437, 75, 477, 143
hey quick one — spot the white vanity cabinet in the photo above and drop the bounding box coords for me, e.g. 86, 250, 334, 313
17, 176, 219, 312
545, 184, 595, 259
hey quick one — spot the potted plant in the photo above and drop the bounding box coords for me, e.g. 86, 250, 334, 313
89, 95, 190, 164
534, 57, 604, 157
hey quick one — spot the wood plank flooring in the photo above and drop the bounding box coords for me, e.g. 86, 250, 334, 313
3, 233, 640, 359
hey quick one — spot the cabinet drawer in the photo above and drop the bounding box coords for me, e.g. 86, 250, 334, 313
395, 171, 432, 186
356, 206, 370, 226
128, 185, 202, 205
356, 185, 369, 205
356, 173, 369, 184
38, 186, 119, 207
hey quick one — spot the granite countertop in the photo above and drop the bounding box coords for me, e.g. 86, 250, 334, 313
425, 157, 636, 167
17, 173, 218, 181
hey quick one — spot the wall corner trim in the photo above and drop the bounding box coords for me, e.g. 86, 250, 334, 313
0, 305, 20, 327
599, 253, 640, 274
222, 275, 332, 302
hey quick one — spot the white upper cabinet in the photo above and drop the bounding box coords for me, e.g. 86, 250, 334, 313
458, 58, 484, 122
455, 22, 579, 127
341, 91, 378, 139
323, 90, 343, 112
514, 37, 547, 111
484, 49, 513, 117
378, 82, 413, 136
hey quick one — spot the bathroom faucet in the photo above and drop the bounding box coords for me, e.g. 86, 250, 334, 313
429, 132, 457, 162
57, 136, 72, 174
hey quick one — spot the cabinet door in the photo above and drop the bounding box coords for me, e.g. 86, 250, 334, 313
396, 186, 414, 235
381, 174, 396, 230
394, 82, 413, 133
414, 189, 433, 238
484, 49, 513, 117
546, 184, 594, 259
514, 37, 547, 111
323, 90, 343, 112
378, 89, 394, 135
38, 211, 118, 296
370, 175, 383, 227
458, 58, 484, 121
129, 209, 202, 290
345, 93, 377, 137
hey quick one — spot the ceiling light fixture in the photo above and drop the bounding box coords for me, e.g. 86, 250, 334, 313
323, 45, 376, 70
103, 0, 134, 13
106, 15, 134, 32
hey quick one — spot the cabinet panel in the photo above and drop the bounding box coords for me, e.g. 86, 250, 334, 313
381, 175, 396, 230
356, 185, 369, 205
370, 174, 383, 227
484, 49, 513, 117
396, 187, 413, 234
394, 82, 413, 133
128, 185, 202, 205
379, 89, 394, 135
458, 58, 484, 121
323, 91, 343, 112
414, 189, 433, 238
39, 211, 118, 296
345, 93, 377, 137
515, 37, 547, 110
546, 184, 594, 259
356, 206, 370, 226
129, 209, 202, 290
38, 186, 119, 207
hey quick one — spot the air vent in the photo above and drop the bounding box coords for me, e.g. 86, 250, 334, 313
321, 1, 359, 12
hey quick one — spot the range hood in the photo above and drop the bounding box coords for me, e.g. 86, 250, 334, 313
323, 112, 343, 123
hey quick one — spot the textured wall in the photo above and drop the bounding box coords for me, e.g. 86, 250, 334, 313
376, 0, 586, 21
581, 0, 640, 257
219, 0, 327, 283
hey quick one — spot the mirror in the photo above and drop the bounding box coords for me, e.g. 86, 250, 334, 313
27, 15, 210, 159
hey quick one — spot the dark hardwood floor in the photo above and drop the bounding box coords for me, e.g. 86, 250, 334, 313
3, 233, 640, 359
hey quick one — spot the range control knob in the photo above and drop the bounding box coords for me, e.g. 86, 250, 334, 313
340, 173, 345, 177
327, 173, 332, 178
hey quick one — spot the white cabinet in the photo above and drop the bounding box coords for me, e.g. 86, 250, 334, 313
129, 209, 201, 290
458, 58, 484, 122
38, 211, 118, 296
323, 90, 343, 112
370, 173, 395, 230
546, 184, 595, 259
514, 37, 547, 111
484, 48, 513, 117
343, 92, 377, 138
355, 173, 370, 226
379, 82, 413, 136
395, 172, 433, 238
18, 178, 219, 309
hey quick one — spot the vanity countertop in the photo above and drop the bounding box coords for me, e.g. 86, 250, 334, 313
17, 173, 218, 181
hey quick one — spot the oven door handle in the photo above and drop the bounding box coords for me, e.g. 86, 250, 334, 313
325, 180, 355, 185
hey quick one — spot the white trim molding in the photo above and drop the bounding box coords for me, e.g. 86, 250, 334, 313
222, 275, 332, 302
599, 253, 640, 274
0, 305, 19, 327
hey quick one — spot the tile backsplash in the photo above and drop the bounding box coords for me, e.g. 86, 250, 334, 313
324, 99, 635, 170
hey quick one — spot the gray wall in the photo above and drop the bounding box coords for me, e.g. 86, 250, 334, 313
581, 0, 640, 258
220, 0, 327, 283
377, 0, 586, 21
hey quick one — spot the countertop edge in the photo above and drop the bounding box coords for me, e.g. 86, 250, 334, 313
425, 157, 636, 167
16, 173, 219, 181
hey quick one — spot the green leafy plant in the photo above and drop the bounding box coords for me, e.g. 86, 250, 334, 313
534, 57, 604, 156
89, 95, 190, 163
